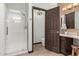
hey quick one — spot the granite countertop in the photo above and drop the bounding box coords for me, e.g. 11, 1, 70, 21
60, 29, 79, 39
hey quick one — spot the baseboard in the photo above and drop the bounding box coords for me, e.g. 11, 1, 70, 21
28, 50, 33, 53
33, 42, 42, 45
5, 49, 28, 56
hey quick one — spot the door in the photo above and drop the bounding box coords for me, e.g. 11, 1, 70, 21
6, 10, 26, 53
45, 7, 60, 53
33, 9, 45, 43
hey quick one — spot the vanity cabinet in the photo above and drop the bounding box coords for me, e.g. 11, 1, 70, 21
60, 36, 73, 55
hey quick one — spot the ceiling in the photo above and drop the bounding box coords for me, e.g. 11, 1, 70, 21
32, 3, 58, 10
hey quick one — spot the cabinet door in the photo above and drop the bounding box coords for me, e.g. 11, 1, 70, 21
60, 37, 66, 54
60, 37, 73, 55
45, 7, 60, 53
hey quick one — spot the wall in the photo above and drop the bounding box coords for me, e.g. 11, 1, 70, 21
73, 11, 79, 45
27, 3, 33, 52
32, 3, 58, 10
0, 3, 6, 55
28, 3, 58, 51
75, 11, 79, 29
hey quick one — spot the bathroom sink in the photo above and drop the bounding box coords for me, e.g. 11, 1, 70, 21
60, 29, 79, 39
60, 29, 79, 36
64, 29, 78, 36
65, 31, 77, 36
60, 29, 66, 34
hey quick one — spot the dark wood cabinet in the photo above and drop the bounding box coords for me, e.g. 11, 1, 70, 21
60, 36, 73, 55
45, 7, 60, 53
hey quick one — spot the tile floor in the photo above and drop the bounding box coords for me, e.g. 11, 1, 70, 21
18, 44, 64, 56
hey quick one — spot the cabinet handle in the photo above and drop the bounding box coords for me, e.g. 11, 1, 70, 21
6, 27, 8, 35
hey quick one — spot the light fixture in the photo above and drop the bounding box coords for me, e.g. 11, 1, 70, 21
62, 7, 67, 11
62, 3, 79, 11
67, 5, 72, 9
37, 10, 42, 15
73, 3, 78, 7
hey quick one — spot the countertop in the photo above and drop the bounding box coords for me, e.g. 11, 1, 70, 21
60, 34, 79, 39
60, 29, 79, 39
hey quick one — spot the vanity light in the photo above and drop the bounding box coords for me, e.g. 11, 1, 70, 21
62, 7, 67, 11
67, 5, 72, 9
73, 3, 78, 7
62, 3, 79, 11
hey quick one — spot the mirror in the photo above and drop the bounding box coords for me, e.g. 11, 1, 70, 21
60, 10, 79, 36
61, 15, 67, 30
75, 11, 79, 29
61, 10, 79, 30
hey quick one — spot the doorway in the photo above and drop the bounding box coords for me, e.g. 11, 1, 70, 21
32, 7, 46, 52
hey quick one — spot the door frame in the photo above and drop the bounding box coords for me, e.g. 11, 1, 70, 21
31, 6, 46, 53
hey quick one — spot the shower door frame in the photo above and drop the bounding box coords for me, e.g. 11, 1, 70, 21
5, 9, 27, 55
